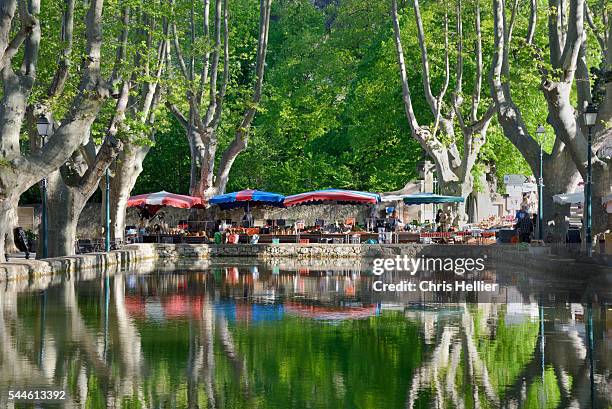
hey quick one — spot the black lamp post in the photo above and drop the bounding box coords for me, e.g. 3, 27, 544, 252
536, 124, 546, 241
36, 115, 52, 259
105, 169, 110, 252
584, 103, 597, 256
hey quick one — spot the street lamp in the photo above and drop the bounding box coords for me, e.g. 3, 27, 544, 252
36, 115, 52, 259
584, 103, 597, 256
36, 115, 52, 137
535, 124, 546, 241
105, 169, 110, 252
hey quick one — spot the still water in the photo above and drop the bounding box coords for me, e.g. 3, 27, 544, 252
0, 260, 610, 408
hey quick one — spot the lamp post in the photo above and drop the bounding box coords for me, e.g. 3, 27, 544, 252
584, 103, 597, 257
36, 115, 52, 259
535, 125, 546, 240
105, 169, 110, 252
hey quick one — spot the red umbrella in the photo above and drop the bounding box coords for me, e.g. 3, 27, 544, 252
283, 189, 380, 206
127, 191, 205, 209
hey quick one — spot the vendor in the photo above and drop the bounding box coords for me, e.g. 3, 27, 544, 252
435, 209, 443, 230
391, 210, 404, 231
437, 209, 449, 232
242, 210, 254, 227
261, 220, 272, 234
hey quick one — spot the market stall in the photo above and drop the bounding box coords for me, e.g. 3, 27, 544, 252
127, 191, 207, 243
281, 189, 381, 243
402, 193, 465, 205
209, 189, 285, 209
208, 189, 287, 242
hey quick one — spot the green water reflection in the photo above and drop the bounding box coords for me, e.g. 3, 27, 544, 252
0, 264, 609, 408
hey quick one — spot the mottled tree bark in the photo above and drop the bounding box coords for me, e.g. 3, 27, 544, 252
46, 171, 83, 257
391, 0, 494, 225
490, 0, 610, 238
105, 43, 166, 241
107, 145, 151, 240
45, 100, 127, 257
39, 3, 127, 257
0, 0, 109, 262
170, 0, 272, 199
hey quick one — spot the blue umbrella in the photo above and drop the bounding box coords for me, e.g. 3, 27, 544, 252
402, 193, 464, 205
209, 189, 285, 209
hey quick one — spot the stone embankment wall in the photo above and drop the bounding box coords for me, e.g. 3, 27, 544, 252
1, 243, 609, 282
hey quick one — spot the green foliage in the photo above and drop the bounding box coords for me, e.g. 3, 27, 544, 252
524, 367, 562, 409
134, 115, 191, 195
474, 307, 540, 397
214, 0, 543, 194
19, 0, 606, 199
226, 312, 423, 408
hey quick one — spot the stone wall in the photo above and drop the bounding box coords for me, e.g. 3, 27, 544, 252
0, 244, 158, 282
2, 243, 609, 283
152, 243, 499, 259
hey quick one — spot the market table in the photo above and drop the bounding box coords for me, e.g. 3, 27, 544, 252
229, 232, 383, 244
141, 234, 210, 244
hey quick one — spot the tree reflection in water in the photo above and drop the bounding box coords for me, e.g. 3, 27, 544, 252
0, 264, 609, 408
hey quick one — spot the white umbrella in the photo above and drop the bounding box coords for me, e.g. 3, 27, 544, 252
552, 189, 584, 205
380, 194, 413, 202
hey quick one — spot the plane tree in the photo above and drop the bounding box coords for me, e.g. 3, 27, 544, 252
489, 0, 611, 237
167, 0, 273, 199
0, 0, 111, 262
391, 0, 496, 224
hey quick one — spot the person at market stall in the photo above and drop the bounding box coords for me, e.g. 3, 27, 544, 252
515, 211, 533, 243
242, 210, 254, 228
435, 209, 443, 230
385, 214, 397, 232
391, 210, 404, 232
261, 220, 272, 234
137, 220, 147, 242
139, 206, 152, 221
437, 209, 448, 232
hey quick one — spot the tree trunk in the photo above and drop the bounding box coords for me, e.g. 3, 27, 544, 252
214, 131, 247, 195
4, 199, 18, 253
0, 196, 17, 262
591, 160, 610, 235
439, 176, 473, 227
44, 171, 86, 257
107, 145, 150, 240
188, 129, 205, 198
541, 158, 580, 241
197, 128, 218, 199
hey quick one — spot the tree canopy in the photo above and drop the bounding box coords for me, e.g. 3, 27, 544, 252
134, 0, 535, 196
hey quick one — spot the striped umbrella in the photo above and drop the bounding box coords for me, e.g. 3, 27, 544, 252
283, 189, 380, 207
402, 193, 464, 205
209, 189, 285, 209
127, 191, 205, 209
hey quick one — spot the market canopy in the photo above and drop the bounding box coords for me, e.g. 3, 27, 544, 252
552, 191, 583, 205
402, 193, 465, 205
283, 189, 381, 207
209, 189, 285, 209
127, 191, 205, 210
380, 194, 422, 202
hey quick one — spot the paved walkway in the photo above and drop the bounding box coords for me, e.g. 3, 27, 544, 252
6, 252, 35, 260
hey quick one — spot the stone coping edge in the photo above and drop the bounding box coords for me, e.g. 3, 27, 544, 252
0, 243, 609, 282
